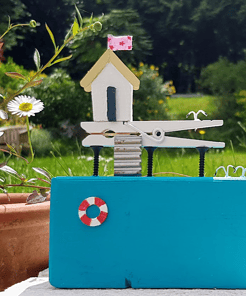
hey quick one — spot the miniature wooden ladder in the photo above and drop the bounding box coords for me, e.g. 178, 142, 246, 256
114, 135, 142, 176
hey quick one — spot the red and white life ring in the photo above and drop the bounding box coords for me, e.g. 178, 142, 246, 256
78, 197, 108, 227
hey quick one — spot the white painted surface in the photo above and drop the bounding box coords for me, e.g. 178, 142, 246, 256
90, 218, 101, 227
82, 134, 225, 148
100, 204, 108, 212
78, 210, 86, 218
91, 63, 133, 122
86, 196, 95, 205
81, 120, 224, 134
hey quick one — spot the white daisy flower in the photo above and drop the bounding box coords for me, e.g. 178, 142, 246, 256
7, 95, 44, 117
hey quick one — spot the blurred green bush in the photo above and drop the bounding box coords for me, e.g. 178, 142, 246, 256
27, 68, 92, 129
67, 9, 152, 77
30, 128, 53, 157
130, 63, 174, 121
198, 57, 246, 145
199, 57, 246, 95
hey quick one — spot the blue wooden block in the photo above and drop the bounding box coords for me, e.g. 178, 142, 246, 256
49, 177, 246, 288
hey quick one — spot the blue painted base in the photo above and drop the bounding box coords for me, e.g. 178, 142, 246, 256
49, 177, 246, 289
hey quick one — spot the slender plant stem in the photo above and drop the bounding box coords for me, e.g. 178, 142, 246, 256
50, 151, 70, 176
0, 184, 50, 190
0, 148, 29, 163
26, 116, 34, 163
0, 24, 31, 40
230, 140, 237, 166
37, 177, 51, 185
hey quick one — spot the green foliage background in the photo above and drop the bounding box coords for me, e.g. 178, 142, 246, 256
2, 0, 246, 92
67, 9, 152, 79
131, 63, 169, 121
198, 58, 246, 145
1, 0, 246, 150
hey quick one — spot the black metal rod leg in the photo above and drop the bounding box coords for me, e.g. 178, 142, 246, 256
196, 147, 209, 177
91, 146, 103, 176
145, 147, 156, 177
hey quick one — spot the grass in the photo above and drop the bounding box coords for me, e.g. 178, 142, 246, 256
1, 147, 246, 193
167, 95, 217, 120
142, 148, 246, 177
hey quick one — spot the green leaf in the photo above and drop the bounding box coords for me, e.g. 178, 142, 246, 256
26, 178, 38, 183
33, 48, 41, 71
6, 144, 17, 154
75, 5, 83, 28
26, 79, 43, 88
45, 23, 57, 51
40, 188, 48, 196
50, 55, 72, 66
238, 121, 246, 133
8, 16, 11, 29
32, 167, 51, 180
0, 164, 22, 180
5, 72, 27, 80
89, 13, 93, 24
64, 26, 72, 42
0, 162, 7, 168
72, 18, 79, 36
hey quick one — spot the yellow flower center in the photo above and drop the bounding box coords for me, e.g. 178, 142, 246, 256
19, 102, 33, 112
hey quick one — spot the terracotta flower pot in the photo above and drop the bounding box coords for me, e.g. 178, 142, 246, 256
0, 193, 50, 291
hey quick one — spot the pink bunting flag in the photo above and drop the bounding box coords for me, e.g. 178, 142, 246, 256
107, 35, 133, 51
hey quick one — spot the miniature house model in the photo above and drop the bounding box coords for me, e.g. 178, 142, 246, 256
79, 48, 225, 177
80, 49, 140, 122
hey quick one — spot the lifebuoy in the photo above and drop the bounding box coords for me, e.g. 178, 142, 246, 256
78, 197, 108, 227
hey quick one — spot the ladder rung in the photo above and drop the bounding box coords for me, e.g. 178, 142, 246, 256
114, 135, 142, 176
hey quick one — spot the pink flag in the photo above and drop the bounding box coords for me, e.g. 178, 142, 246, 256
107, 35, 132, 51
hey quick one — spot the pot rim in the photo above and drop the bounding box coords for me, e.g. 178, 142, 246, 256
0, 193, 50, 205
0, 197, 50, 228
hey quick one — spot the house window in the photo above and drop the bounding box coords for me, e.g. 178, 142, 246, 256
107, 86, 116, 121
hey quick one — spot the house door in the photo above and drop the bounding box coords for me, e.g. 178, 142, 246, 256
107, 86, 116, 121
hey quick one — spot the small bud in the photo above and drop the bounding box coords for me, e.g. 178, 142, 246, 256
94, 21, 102, 32
29, 20, 37, 28
89, 24, 95, 32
